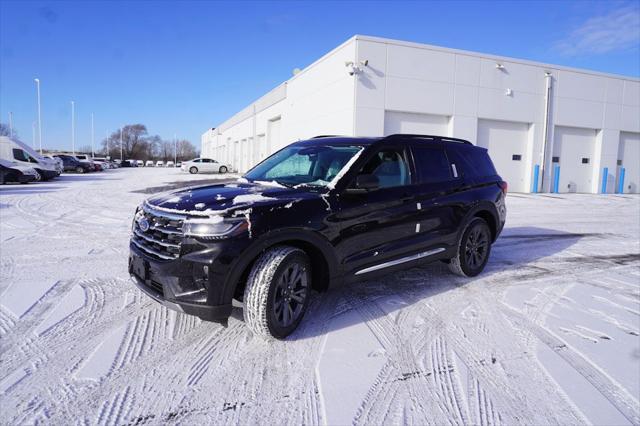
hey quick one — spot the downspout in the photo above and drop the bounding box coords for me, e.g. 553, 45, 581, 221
540, 72, 553, 191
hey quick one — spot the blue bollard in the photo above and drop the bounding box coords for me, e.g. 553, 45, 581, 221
601, 167, 608, 193
553, 165, 560, 193
618, 168, 626, 194
531, 164, 540, 193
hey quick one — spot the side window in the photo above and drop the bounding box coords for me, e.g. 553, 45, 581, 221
358, 148, 410, 189
202, 159, 212, 163
447, 145, 497, 178
412, 146, 451, 183
12, 149, 29, 162
192, 159, 201, 163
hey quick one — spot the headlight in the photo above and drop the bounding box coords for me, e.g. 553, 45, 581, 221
183, 216, 246, 239
132, 206, 143, 232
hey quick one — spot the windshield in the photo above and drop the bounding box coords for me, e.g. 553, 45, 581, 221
244, 144, 362, 188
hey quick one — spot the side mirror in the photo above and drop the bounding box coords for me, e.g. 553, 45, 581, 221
345, 174, 379, 193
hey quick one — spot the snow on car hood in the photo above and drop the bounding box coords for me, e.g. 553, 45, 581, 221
145, 182, 316, 215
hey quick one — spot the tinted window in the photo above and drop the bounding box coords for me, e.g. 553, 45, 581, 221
412, 146, 451, 183
447, 145, 497, 178
358, 148, 410, 189
201, 159, 212, 163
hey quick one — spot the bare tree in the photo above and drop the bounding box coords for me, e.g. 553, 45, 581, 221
0, 123, 13, 137
99, 124, 198, 162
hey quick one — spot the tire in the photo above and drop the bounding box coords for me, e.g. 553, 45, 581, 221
219, 166, 228, 174
76, 166, 85, 174
33, 169, 42, 182
448, 217, 492, 277
189, 166, 198, 174
243, 246, 312, 340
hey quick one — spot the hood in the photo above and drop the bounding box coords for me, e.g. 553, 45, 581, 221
146, 181, 320, 215
0, 159, 36, 174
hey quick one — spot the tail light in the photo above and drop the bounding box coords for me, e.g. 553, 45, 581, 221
499, 181, 508, 195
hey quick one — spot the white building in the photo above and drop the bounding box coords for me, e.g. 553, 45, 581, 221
202, 35, 640, 193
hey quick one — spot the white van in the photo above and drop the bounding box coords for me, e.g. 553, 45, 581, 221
0, 136, 58, 181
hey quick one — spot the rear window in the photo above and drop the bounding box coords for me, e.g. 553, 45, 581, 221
446, 145, 497, 178
411, 146, 451, 183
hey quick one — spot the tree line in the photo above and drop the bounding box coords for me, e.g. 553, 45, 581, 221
101, 124, 198, 162
0, 122, 199, 162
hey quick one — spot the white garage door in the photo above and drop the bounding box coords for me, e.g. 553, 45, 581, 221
268, 117, 282, 154
384, 111, 449, 136
553, 126, 596, 193
618, 132, 640, 194
477, 119, 530, 193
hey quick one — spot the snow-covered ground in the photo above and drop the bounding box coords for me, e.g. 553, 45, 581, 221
1, 168, 639, 425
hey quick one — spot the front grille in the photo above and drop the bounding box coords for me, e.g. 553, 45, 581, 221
132, 204, 185, 260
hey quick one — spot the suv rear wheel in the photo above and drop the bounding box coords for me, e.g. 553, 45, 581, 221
243, 246, 311, 339
449, 217, 492, 277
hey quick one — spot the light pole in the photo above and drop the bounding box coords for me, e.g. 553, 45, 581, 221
8, 112, 13, 138
174, 133, 177, 166
106, 131, 110, 158
32, 122, 36, 149
34, 78, 42, 154
120, 127, 123, 161
91, 113, 95, 157
71, 101, 76, 155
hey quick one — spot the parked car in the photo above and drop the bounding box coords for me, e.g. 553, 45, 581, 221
166, 161, 175, 168
44, 155, 63, 175
0, 159, 38, 184
156, 160, 164, 167
145, 160, 154, 167
92, 158, 112, 169
180, 158, 230, 174
0, 136, 58, 181
73, 154, 99, 171
176, 162, 182, 168
54, 154, 93, 173
129, 134, 507, 339
136, 160, 144, 167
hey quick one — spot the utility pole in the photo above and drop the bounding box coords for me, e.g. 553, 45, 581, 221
71, 101, 76, 155
120, 127, 123, 161
8, 112, 13, 138
91, 113, 95, 157
34, 78, 42, 154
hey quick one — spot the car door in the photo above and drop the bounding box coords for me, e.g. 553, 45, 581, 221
410, 142, 467, 253
334, 143, 421, 275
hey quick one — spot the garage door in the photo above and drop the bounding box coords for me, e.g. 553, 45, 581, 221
553, 126, 596, 193
618, 132, 640, 194
268, 117, 282, 154
384, 111, 449, 136
477, 119, 530, 193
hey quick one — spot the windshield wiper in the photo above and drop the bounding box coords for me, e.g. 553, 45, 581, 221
273, 180, 295, 189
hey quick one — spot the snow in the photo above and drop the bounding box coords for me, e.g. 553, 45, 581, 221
232, 193, 277, 205
0, 168, 639, 425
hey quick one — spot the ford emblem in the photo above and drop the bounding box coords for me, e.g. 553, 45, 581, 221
138, 217, 150, 232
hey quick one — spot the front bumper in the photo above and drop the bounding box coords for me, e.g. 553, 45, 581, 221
128, 243, 233, 322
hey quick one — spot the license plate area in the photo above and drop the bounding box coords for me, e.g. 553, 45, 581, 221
131, 255, 148, 281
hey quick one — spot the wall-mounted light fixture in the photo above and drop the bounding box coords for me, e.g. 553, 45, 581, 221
505, 88, 513, 96
496, 63, 505, 70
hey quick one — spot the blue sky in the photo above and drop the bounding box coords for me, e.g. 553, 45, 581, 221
1, 0, 639, 152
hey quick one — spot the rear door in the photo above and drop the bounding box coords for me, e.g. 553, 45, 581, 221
410, 142, 467, 252
335, 143, 420, 274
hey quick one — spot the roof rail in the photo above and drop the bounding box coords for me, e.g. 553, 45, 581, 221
383, 134, 472, 145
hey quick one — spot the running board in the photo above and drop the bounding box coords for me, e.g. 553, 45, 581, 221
354, 248, 446, 276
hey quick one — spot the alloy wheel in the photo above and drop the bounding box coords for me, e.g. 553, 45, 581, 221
465, 226, 489, 269
273, 263, 308, 328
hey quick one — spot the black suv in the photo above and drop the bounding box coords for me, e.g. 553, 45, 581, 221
129, 134, 506, 339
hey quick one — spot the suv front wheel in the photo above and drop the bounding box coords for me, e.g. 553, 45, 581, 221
449, 217, 492, 277
243, 246, 311, 339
